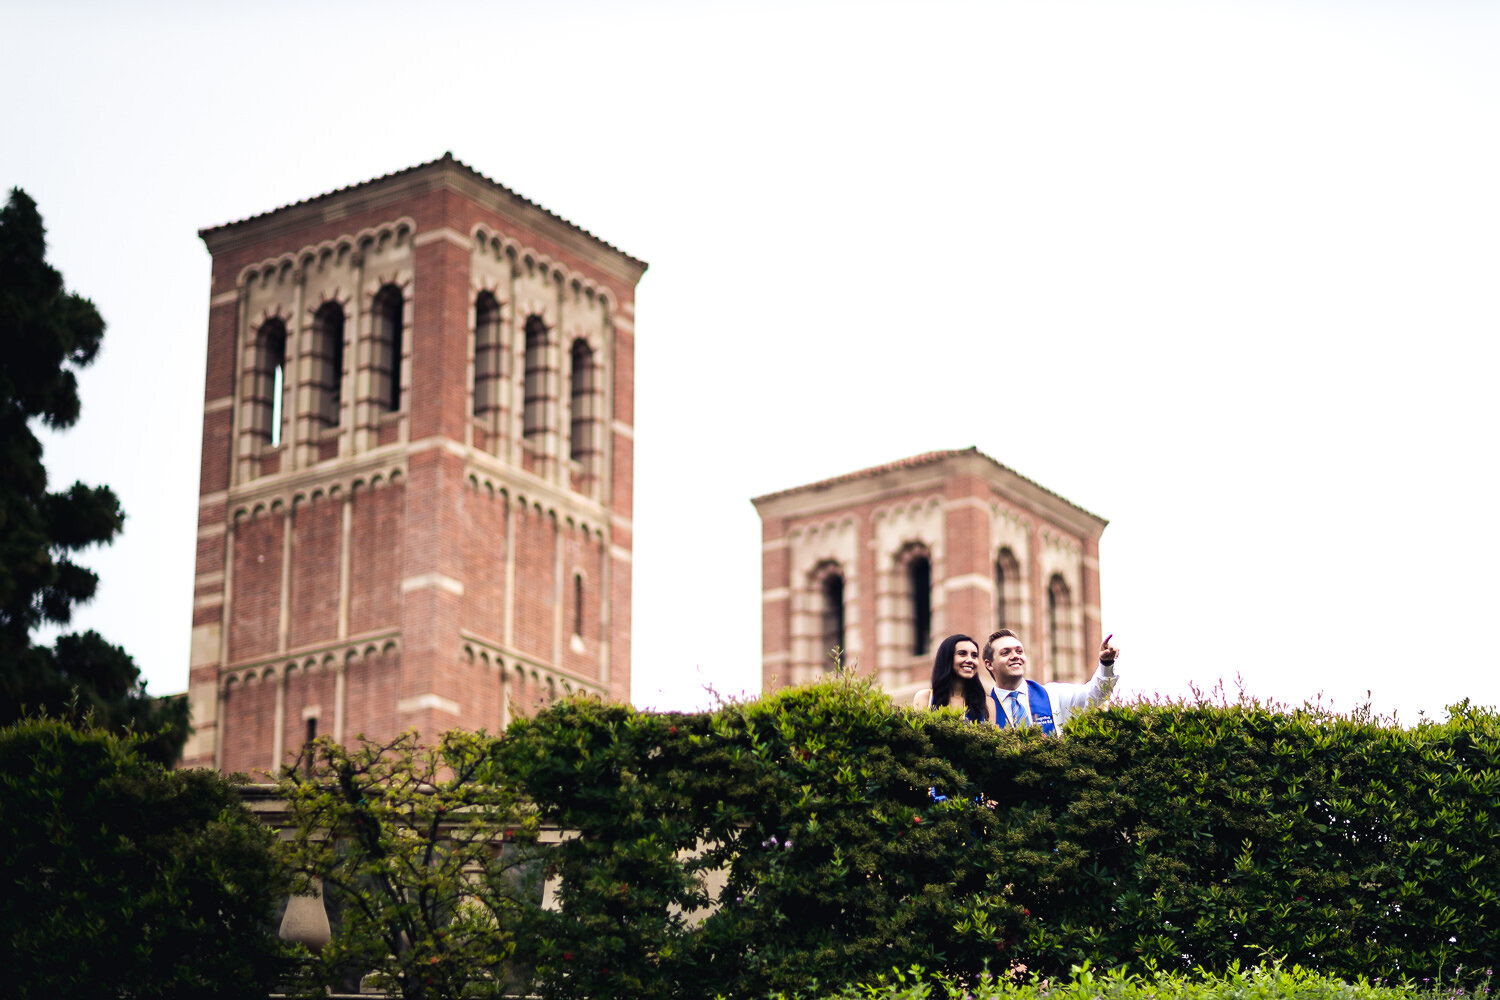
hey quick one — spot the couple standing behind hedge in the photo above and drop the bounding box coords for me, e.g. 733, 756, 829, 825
925, 630, 1120, 734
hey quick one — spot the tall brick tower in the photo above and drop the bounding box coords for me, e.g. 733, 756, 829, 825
181, 155, 645, 773
753, 449, 1107, 700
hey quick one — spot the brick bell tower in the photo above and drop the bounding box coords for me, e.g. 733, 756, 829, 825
180, 155, 646, 774
753, 448, 1107, 702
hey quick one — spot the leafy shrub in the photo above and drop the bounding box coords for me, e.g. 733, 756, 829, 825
277, 730, 542, 1000
498, 677, 1058, 999
493, 679, 1500, 999
0, 717, 290, 999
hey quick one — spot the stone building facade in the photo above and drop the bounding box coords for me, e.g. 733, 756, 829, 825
180, 155, 646, 773
753, 449, 1107, 700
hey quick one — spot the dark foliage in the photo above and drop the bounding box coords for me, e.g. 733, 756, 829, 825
0, 188, 186, 761
0, 717, 292, 999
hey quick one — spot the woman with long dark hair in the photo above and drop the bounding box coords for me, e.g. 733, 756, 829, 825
928, 633, 992, 723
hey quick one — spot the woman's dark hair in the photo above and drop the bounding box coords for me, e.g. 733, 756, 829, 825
930, 633, 987, 721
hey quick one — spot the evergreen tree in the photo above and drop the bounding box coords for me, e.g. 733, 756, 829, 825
0, 187, 187, 762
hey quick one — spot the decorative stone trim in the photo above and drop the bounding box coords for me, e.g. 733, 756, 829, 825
235, 218, 417, 290
462, 471, 606, 542
471, 225, 616, 312
221, 633, 400, 687
228, 462, 406, 521
459, 634, 607, 699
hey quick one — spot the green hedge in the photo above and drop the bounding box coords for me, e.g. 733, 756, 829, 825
806, 961, 1492, 1000
493, 679, 1500, 1000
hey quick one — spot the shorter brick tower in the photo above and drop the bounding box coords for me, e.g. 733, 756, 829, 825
752, 448, 1107, 700
181, 156, 646, 774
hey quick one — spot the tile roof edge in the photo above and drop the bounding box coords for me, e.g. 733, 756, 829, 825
751, 446, 1106, 524
197, 152, 647, 269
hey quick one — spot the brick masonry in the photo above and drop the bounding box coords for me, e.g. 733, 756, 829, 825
181, 156, 647, 775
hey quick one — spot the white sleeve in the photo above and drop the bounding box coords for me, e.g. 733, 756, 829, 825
1044, 665, 1118, 720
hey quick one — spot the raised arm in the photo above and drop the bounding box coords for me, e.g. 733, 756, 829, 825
1081, 634, 1120, 706
1048, 635, 1121, 714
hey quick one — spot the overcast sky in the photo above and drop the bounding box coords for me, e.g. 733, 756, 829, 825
5, 0, 1498, 724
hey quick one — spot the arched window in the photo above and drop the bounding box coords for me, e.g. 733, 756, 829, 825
311, 302, 344, 428
474, 292, 502, 423
995, 547, 1020, 629
569, 339, 599, 467
1047, 573, 1075, 678
523, 315, 550, 444
255, 319, 288, 448
372, 285, 403, 412
821, 571, 845, 659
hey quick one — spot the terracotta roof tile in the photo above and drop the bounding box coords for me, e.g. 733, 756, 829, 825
199, 152, 646, 269
751, 446, 1104, 522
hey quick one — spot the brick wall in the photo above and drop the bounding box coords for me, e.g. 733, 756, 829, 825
461, 485, 507, 646
221, 673, 274, 775
511, 505, 556, 662
344, 647, 400, 746
229, 514, 282, 663
288, 496, 340, 649
348, 482, 403, 636
458, 655, 505, 733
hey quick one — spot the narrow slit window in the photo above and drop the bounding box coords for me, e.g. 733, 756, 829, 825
569, 339, 596, 465
523, 315, 549, 442
312, 302, 345, 428
821, 571, 845, 658
269, 355, 285, 446
474, 292, 502, 421
257, 319, 288, 448
373, 285, 404, 412
573, 573, 585, 637
908, 554, 931, 656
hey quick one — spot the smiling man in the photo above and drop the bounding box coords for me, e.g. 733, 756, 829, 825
979, 629, 1120, 734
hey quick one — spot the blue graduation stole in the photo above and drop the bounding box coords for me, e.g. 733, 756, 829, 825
992, 680, 1056, 735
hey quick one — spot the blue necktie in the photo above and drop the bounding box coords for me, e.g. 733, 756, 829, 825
1006, 691, 1023, 727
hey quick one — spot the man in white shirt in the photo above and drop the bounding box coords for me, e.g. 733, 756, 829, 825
979, 629, 1119, 734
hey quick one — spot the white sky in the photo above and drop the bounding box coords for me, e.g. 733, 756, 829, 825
4, 0, 1498, 725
